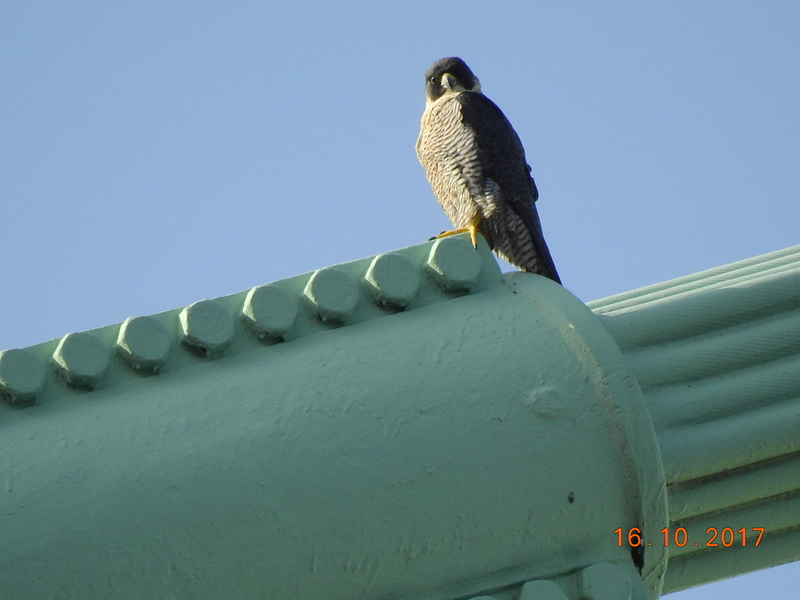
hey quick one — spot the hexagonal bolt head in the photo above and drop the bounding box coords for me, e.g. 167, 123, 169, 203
303, 268, 359, 324
364, 253, 421, 310
51, 332, 111, 389
242, 284, 298, 340
0, 348, 46, 403
425, 236, 482, 292
179, 300, 235, 358
579, 562, 632, 600
116, 316, 172, 371
519, 579, 569, 600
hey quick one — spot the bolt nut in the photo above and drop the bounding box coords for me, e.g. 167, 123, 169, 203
242, 284, 298, 340
518, 579, 569, 600
0, 348, 46, 402
179, 300, 234, 358
579, 562, 632, 600
425, 236, 482, 292
52, 332, 111, 388
116, 316, 172, 371
364, 253, 420, 309
303, 268, 359, 323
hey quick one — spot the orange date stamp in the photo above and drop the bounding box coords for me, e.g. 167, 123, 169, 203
614, 527, 764, 548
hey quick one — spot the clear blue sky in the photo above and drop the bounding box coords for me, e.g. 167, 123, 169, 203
1, 3, 798, 596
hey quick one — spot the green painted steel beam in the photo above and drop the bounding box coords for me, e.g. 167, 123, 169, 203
0, 237, 798, 599
589, 244, 800, 594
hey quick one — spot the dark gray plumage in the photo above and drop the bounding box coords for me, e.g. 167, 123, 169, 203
416, 57, 561, 283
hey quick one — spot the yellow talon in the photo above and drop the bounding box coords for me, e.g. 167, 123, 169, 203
469, 225, 478, 248
432, 220, 481, 249
433, 226, 469, 239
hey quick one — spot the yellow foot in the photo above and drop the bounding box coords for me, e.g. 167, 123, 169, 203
430, 224, 480, 248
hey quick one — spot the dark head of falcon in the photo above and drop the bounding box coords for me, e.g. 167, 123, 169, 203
424, 57, 482, 103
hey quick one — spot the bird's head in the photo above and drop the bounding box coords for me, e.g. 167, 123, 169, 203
424, 57, 481, 105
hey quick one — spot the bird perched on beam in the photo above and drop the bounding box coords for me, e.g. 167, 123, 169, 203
416, 57, 561, 283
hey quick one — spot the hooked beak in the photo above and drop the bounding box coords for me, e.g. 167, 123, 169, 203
441, 73, 458, 91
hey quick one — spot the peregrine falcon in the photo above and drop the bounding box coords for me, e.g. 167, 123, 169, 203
416, 57, 561, 283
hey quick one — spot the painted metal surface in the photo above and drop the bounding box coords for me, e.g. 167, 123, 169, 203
590, 243, 800, 593
0, 236, 662, 600
2, 238, 797, 599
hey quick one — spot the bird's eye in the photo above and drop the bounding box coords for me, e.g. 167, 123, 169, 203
428, 75, 437, 83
